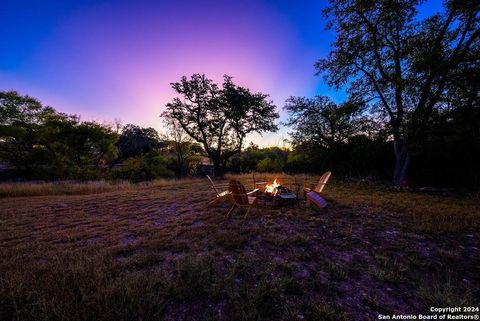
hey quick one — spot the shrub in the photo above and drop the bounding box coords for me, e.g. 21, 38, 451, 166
256, 157, 283, 172
112, 152, 174, 181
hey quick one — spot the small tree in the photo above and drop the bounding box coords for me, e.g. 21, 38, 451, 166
0, 91, 57, 174
283, 96, 373, 148
316, 0, 480, 186
162, 74, 278, 175
68, 121, 118, 168
117, 124, 161, 159
164, 118, 203, 177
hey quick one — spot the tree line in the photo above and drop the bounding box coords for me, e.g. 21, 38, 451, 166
0, 91, 202, 181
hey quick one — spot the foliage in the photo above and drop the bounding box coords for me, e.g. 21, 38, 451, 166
256, 157, 283, 173
227, 145, 288, 173
117, 124, 161, 159
410, 105, 480, 188
283, 95, 381, 148
281, 95, 392, 178
0, 91, 56, 176
0, 91, 118, 180
162, 74, 279, 175
316, 0, 480, 186
164, 118, 204, 177
1, 88, 478, 188
112, 151, 174, 181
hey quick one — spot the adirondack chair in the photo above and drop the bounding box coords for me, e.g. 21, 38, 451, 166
289, 176, 302, 200
252, 173, 267, 190
206, 175, 231, 206
227, 180, 259, 218
304, 171, 331, 208
304, 171, 331, 195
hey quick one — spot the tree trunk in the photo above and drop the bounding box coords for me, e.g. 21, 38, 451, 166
213, 159, 224, 177
175, 142, 187, 177
393, 137, 411, 187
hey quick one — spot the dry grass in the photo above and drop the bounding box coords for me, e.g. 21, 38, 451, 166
0, 178, 201, 198
322, 179, 480, 233
0, 180, 133, 197
0, 173, 479, 321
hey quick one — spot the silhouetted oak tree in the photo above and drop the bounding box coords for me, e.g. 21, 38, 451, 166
162, 74, 278, 176
118, 124, 161, 159
316, 0, 480, 186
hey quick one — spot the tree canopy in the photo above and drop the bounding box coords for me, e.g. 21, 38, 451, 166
316, 0, 480, 186
162, 74, 279, 175
283, 96, 377, 149
117, 124, 162, 159
0, 91, 118, 179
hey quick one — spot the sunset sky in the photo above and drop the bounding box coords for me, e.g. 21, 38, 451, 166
1, 0, 441, 146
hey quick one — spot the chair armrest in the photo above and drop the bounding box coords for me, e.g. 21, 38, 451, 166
212, 184, 230, 189
254, 182, 267, 188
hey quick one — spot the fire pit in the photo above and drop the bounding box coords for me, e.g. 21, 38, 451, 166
259, 179, 297, 207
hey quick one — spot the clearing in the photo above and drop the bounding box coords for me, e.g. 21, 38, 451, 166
0, 174, 479, 321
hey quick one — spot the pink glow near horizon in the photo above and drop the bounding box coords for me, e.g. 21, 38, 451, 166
2, 0, 325, 147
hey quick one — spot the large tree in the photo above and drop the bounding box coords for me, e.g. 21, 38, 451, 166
0, 91, 57, 173
162, 74, 278, 175
316, 0, 480, 186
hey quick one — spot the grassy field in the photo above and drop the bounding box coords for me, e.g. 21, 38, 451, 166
0, 174, 479, 321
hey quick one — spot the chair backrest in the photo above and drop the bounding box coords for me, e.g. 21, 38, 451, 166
228, 180, 249, 205
292, 176, 301, 195
206, 175, 220, 196
315, 171, 331, 193
252, 173, 267, 189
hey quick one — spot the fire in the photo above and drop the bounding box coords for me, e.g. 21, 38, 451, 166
264, 178, 280, 195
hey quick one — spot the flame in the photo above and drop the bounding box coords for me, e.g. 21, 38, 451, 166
264, 178, 280, 195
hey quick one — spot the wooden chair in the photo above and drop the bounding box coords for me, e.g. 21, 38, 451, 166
304, 171, 332, 195
227, 180, 259, 218
206, 175, 231, 206
304, 171, 331, 208
289, 176, 302, 200
252, 173, 267, 190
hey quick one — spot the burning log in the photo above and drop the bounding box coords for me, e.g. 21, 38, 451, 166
264, 179, 294, 196
264, 179, 280, 195
260, 178, 298, 207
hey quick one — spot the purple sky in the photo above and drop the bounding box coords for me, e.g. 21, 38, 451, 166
1, 0, 442, 146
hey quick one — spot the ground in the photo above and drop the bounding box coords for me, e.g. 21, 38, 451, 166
0, 174, 479, 321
